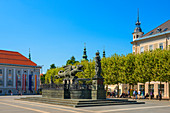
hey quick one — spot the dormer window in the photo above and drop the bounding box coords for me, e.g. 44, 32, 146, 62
157, 28, 162, 32
164, 28, 168, 31
149, 32, 154, 35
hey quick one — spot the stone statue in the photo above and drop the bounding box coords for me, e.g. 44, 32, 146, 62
94, 51, 102, 78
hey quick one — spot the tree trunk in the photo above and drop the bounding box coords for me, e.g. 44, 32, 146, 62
106, 84, 108, 97
160, 81, 162, 98
149, 80, 151, 100
117, 83, 119, 98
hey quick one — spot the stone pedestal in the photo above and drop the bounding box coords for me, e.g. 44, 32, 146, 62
92, 77, 106, 100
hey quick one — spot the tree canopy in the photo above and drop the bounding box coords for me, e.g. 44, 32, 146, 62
66, 56, 79, 65
45, 49, 170, 86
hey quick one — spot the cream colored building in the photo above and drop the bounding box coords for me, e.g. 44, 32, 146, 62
131, 15, 170, 98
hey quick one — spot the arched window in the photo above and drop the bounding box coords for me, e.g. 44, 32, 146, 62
137, 35, 139, 38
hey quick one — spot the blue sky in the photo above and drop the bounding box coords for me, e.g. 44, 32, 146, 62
0, 0, 170, 73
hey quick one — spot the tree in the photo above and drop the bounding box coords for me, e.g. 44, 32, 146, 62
40, 74, 46, 84
50, 64, 56, 69
66, 56, 79, 65
45, 67, 64, 84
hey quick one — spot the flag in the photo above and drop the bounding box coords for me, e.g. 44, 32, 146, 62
34, 75, 37, 91
25, 74, 26, 91
29, 75, 32, 91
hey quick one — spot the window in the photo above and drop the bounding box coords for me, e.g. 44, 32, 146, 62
157, 28, 161, 32
149, 45, 153, 51
9, 70, 12, 74
158, 84, 164, 97
24, 71, 27, 74
148, 84, 154, 95
140, 47, 144, 53
159, 43, 163, 50
17, 70, 21, 86
136, 35, 139, 38
0, 90, 2, 94
149, 32, 154, 35
163, 28, 168, 31
31, 71, 33, 75
17, 70, 20, 75
0, 69, 2, 74
139, 85, 145, 92
8, 69, 12, 86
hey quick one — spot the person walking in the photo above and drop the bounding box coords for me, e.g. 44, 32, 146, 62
135, 89, 138, 99
159, 91, 162, 101
133, 90, 136, 99
142, 89, 145, 99
138, 90, 141, 99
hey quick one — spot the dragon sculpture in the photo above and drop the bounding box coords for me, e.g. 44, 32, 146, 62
55, 65, 83, 79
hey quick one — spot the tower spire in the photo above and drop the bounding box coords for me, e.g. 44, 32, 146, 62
81, 43, 88, 61
134, 9, 142, 33
29, 48, 31, 60
133, 9, 144, 41
103, 46, 105, 58
137, 8, 139, 23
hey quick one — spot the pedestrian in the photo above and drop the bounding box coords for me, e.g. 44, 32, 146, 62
128, 89, 130, 98
11, 91, 13, 96
159, 91, 162, 101
18, 90, 20, 96
138, 90, 141, 99
133, 90, 136, 99
142, 89, 145, 99
135, 89, 138, 99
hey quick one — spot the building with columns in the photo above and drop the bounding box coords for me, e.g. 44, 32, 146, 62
130, 11, 170, 98
0, 50, 41, 95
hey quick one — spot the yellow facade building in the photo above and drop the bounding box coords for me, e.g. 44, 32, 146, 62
131, 13, 170, 98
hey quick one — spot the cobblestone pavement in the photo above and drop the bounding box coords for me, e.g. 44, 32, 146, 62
0, 95, 170, 113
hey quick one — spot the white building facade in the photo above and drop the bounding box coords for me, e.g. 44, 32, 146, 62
0, 50, 41, 95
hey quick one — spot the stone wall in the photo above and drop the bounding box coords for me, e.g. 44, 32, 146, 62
70, 89, 91, 99
42, 89, 91, 99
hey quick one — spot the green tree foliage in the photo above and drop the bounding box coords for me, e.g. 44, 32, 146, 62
45, 67, 64, 84
50, 64, 56, 69
45, 49, 170, 95
40, 74, 46, 84
66, 56, 79, 65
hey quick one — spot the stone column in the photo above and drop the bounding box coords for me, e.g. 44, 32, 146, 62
27, 69, 30, 93
92, 51, 106, 100
4, 68, 6, 88
21, 69, 23, 92
155, 83, 158, 98
145, 83, 148, 95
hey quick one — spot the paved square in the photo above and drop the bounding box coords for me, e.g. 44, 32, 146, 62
0, 95, 170, 113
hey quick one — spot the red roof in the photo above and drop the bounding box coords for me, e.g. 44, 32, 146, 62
0, 50, 37, 66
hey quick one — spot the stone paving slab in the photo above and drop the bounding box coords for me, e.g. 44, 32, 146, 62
0, 95, 170, 113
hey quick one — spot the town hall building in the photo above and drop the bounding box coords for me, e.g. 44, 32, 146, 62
0, 50, 41, 95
